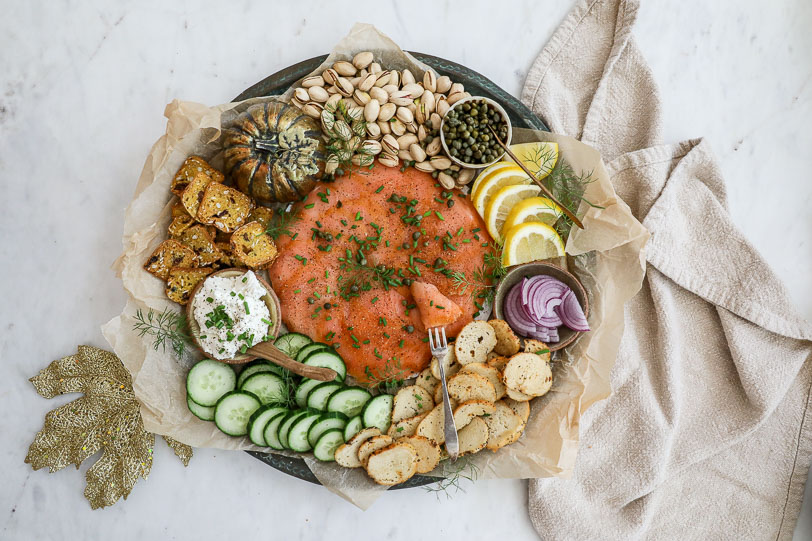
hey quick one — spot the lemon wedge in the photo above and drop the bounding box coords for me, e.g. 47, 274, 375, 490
502, 196, 563, 231
469, 161, 514, 199
502, 222, 565, 266
472, 164, 532, 219
509, 141, 559, 180
484, 183, 541, 243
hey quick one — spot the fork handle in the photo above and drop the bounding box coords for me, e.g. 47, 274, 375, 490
438, 361, 459, 459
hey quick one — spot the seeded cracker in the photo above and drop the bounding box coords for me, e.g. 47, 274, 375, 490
197, 182, 254, 233
165, 267, 213, 305
144, 240, 197, 280
171, 156, 223, 196
230, 222, 278, 268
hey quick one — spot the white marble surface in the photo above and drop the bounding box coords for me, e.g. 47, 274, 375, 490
1, 1, 810, 539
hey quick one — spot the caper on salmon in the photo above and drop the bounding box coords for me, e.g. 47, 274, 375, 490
442, 99, 508, 165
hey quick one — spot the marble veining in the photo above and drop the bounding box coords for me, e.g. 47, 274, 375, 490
1, 1, 810, 540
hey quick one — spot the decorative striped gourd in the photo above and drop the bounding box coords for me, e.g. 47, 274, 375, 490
223, 100, 326, 203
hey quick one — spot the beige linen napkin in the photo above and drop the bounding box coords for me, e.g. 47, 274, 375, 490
522, 0, 812, 539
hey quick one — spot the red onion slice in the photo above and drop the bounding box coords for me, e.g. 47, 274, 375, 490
525, 277, 567, 322
505, 274, 589, 340
556, 290, 590, 332
504, 285, 537, 336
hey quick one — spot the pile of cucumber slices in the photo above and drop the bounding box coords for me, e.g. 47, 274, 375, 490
185, 332, 394, 462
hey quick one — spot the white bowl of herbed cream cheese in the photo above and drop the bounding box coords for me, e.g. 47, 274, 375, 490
186, 269, 281, 364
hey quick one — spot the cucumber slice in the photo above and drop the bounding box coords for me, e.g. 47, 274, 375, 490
187, 394, 215, 421
294, 378, 324, 409
326, 386, 372, 417
236, 361, 276, 388
186, 359, 236, 407
343, 415, 364, 441
313, 429, 344, 462
214, 391, 261, 437
303, 350, 347, 382
278, 410, 309, 449
248, 404, 287, 446
362, 394, 393, 434
308, 412, 348, 448
287, 411, 323, 452
240, 372, 288, 405
306, 382, 343, 411
274, 332, 313, 358
295, 342, 331, 362
263, 412, 289, 450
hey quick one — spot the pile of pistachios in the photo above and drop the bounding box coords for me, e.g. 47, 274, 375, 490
290, 51, 476, 189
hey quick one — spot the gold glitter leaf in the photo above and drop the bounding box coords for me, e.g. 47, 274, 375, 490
163, 436, 193, 466
25, 346, 192, 509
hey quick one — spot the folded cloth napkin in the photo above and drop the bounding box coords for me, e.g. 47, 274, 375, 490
522, 1, 812, 539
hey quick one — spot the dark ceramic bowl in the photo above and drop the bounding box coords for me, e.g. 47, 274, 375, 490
492, 262, 589, 352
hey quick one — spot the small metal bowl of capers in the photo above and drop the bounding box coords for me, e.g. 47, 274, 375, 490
440, 96, 512, 168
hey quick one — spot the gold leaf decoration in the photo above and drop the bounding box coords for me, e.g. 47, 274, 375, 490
25, 345, 192, 509
163, 436, 193, 466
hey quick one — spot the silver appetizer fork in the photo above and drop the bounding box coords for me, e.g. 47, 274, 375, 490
427, 326, 459, 460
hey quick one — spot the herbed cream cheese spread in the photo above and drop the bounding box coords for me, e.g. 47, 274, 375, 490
192, 271, 272, 360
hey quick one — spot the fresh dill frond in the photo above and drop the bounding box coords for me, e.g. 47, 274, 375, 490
264, 207, 301, 240
524, 144, 604, 241
449, 243, 505, 308
133, 308, 193, 357
423, 457, 481, 499
363, 358, 406, 392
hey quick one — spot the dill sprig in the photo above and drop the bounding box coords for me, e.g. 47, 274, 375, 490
423, 457, 481, 499
277, 367, 298, 408
524, 144, 603, 241
363, 357, 406, 392
264, 206, 301, 240
337, 235, 403, 299
133, 308, 193, 357
449, 243, 506, 309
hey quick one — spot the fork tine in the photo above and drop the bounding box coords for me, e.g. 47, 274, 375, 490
440, 327, 447, 348
427, 327, 435, 350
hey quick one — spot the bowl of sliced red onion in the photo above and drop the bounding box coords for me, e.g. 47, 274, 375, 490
493, 262, 590, 352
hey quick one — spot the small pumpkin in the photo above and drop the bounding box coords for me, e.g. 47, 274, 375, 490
223, 101, 326, 203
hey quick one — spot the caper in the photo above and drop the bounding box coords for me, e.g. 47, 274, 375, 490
323, 302, 331, 310
412, 231, 421, 240
350, 285, 359, 293
307, 297, 315, 304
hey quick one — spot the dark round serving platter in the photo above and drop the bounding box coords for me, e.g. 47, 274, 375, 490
236, 52, 548, 489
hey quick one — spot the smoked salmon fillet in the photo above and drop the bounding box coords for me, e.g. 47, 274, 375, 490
268, 166, 494, 383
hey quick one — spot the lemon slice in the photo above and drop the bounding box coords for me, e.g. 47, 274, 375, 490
509, 141, 559, 180
469, 161, 513, 199
502, 197, 563, 231
484, 183, 541, 243
472, 164, 532, 219
502, 222, 565, 266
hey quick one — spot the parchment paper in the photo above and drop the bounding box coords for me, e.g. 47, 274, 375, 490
102, 24, 648, 509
